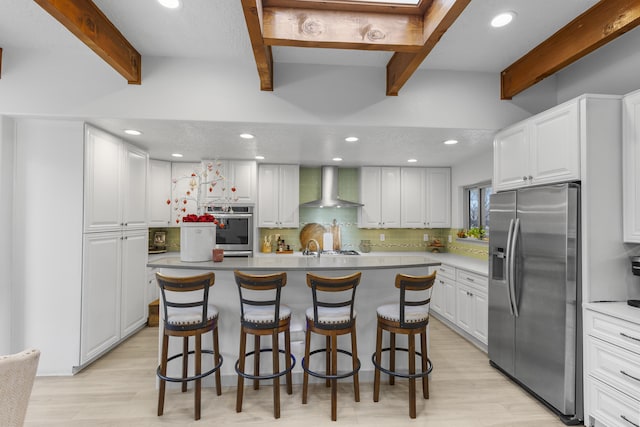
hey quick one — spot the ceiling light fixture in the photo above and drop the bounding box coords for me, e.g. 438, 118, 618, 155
332, 157, 343, 162
171, 153, 183, 158
240, 133, 255, 139
444, 139, 459, 145
124, 129, 142, 136
255, 155, 265, 160
491, 11, 515, 28
158, 0, 181, 9
345, 137, 359, 142
408, 159, 417, 163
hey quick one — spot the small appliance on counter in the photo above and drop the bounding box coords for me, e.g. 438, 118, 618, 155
629, 256, 640, 308
149, 231, 167, 254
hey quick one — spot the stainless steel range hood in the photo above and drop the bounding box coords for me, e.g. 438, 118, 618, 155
299, 166, 363, 208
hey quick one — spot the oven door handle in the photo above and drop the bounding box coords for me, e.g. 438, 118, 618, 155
212, 213, 253, 219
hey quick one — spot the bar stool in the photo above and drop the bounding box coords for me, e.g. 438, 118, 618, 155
302, 272, 361, 421
372, 271, 436, 418
234, 270, 295, 419
156, 272, 223, 420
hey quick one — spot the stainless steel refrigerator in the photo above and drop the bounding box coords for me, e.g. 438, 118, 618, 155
488, 183, 582, 425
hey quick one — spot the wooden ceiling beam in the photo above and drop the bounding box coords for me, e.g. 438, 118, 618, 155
241, 0, 274, 91
262, 7, 424, 51
501, 0, 640, 100
34, 0, 141, 84
386, 0, 470, 96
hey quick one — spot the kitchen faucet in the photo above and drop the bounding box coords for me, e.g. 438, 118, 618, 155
304, 239, 321, 257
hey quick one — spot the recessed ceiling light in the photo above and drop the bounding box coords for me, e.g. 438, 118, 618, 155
491, 11, 515, 28
444, 139, 459, 145
345, 137, 359, 142
171, 153, 183, 158
240, 133, 254, 139
158, 0, 181, 9
124, 129, 142, 136
332, 157, 343, 162
255, 155, 265, 160
408, 159, 417, 163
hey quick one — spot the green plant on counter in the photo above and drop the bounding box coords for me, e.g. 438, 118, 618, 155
467, 227, 485, 239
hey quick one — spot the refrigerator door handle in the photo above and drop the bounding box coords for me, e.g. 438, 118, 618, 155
509, 218, 521, 317
505, 218, 515, 316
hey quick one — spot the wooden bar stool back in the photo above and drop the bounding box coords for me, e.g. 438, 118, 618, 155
233, 270, 295, 419
156, 272, 223, 421
302, 272, 362, 421
372, 271, 436, 418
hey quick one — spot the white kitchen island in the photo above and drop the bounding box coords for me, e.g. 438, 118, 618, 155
148, 254, 441, 386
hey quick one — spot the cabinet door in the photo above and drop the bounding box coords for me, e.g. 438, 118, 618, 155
456, 283, 473, 335
493, 123, 529, 192
171, 162, 200, 225
149, 160, 172, 227
121, 230, 148, 338
401, 167, 426, 228
430, 275, 443, 315
278, 165, 300, 227
257, 164, 280, 227
473, 291, 488, 344
529, 101, 580, 185
440, 276, 456, 323
425, 168, 451, 228
359, 167, 383, 228
380, 167, 401, 227
624, 91, 640, 242
122, 144, 148, 229
81, 232, 121, 364
84, 126, 122, 232
229, 160, 257, 203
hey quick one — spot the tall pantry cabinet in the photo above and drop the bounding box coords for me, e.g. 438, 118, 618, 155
81, 125, 148, 365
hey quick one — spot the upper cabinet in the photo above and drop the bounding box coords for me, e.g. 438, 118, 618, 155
493, 100, 580, 192
401, 167, 451, 228
623, 90, 640, 243
358, 167, 401, 228
257, 164, 299, 228
148, 159, 172, 227
84, 125, 148, 233
202, 159, 257, 204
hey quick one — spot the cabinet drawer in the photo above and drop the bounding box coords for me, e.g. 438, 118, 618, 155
456, 269, 487, 292
434, 264, 455, 280
588, 337, 640, 401
586, 310, 640, 355
589, 378, 640, 427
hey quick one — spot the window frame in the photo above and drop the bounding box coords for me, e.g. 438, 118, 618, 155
463, 181, 492, 235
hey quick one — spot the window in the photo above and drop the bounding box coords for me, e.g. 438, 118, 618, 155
464, 181, 492, 235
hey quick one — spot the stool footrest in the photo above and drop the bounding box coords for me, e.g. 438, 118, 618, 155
302, 348, 361, 380
157, 349, 223, 383
235, 348, 296, 381
371, 347, 432, 379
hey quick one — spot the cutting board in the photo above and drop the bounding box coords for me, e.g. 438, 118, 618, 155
299, 223, 326, 250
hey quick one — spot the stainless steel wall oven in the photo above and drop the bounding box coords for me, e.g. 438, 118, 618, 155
205, 205, 253, 257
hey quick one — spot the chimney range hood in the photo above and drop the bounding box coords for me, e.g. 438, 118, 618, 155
299, 166, 363, 208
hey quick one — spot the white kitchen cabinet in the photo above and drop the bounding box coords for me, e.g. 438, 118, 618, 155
493, 100, 580, 192
258, 164, 299, 228
584, 304, 640, 427
84, 125, 148, 232
623, 90, 640, 243
358, 166, 401, 228
202, 159, 257, 204
401, 167, 451, 228
80, 229, 148, 365
170, 162, 200, 225
432, 264, 456, 324
148, 159, 172, 227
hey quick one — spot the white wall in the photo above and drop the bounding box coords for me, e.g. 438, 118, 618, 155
12, 119, 85, 374
450, 149, 493, 229
0, 116, 15, 355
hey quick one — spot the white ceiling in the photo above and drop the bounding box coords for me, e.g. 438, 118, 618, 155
0, 0, 601, 166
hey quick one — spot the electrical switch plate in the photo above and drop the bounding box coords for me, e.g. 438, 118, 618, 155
448, 235, 452, 243
423, 234, 429, 241
380, 233, 385, 241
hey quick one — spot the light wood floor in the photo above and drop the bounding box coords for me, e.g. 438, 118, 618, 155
24, 318, 568, 426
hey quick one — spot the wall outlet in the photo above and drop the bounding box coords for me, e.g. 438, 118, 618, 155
423, 234, 429, 242
379, 233, 385, 241
448, 235, 452, 243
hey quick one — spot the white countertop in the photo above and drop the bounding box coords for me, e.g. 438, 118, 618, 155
148, 251, 488, 276
584, 301, 640, 325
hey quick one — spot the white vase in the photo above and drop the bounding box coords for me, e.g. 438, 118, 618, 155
180, 223, 216, 262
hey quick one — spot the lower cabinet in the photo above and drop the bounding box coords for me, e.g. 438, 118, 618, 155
430, 263, 488, 348
584, 304, 640, 427
80, 229, 148, 365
